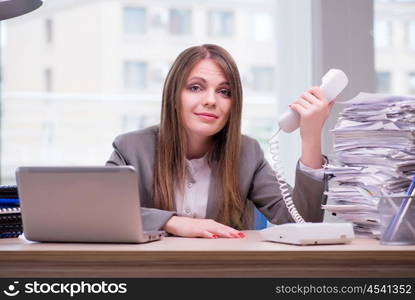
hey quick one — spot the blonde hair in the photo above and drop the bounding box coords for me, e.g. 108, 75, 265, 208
153, 44, 247, 229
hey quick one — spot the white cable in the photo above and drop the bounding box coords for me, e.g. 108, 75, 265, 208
268, 129, 306, 223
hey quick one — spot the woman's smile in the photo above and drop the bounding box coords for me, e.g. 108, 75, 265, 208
194, 112, 219, 121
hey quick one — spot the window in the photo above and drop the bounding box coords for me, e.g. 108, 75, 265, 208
1, 0, 279, 185
376, 71, 391, 93
124, 7, 146, 34
169, 9, 191, 34
151, 64, 169, 84
251, 67, 274, 92
124, 62, 147, 89
374, 20, 392, 48
375, 0, 415, 94
248, 118, 274, 144
150, 10, 168, 28
407, 21, 415, 49
208, 11, 234, 37
121, 114, 146, 132
250, 12, 272, 41
45, 18, 53, 43
42, 121, 55, 145
409, 72, 415, 94
45, 68, 52, 92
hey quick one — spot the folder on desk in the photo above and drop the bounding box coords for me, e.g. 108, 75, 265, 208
0, 208, 22, 238
0, 198, 19, 207
0, 185, 22, 239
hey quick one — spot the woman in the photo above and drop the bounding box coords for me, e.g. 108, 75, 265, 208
106, 44, 333, 239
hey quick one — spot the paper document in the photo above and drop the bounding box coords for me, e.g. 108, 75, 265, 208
324, 93, 415, 238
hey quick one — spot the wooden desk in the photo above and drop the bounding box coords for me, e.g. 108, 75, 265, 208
0, 231, 414, 277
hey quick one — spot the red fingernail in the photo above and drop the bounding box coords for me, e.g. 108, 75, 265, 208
212, 234, 218, 239
238, 232, 245, 238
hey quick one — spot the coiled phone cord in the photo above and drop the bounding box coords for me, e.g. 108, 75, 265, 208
269, 129, 306, 224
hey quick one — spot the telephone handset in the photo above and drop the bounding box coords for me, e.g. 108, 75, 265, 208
261, 69, 355, 245
278, 69, 349, 133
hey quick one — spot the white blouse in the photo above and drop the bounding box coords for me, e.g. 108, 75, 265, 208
174, 155, 211, 218
174, 156, 324, 218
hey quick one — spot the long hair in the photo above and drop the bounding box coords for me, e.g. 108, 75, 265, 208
153, 44, 247, 229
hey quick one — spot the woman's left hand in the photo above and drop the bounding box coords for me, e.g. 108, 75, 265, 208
289, 86, 335, 143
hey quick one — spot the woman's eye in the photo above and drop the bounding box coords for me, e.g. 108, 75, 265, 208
189, 85, 201, 92
219, 89, 231, 97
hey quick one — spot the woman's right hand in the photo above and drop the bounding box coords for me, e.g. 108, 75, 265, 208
163, 216, 245, 239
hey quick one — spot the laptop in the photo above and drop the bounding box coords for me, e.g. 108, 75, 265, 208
15, 166, 165, 243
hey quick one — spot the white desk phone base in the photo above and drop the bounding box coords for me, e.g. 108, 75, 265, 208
260, 223, 355, 245
264, 69, 355, 245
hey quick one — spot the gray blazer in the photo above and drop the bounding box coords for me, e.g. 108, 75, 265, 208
106, 125, 326, 231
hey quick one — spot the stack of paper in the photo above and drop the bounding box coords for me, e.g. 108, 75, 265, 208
323, 93, 415, 237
